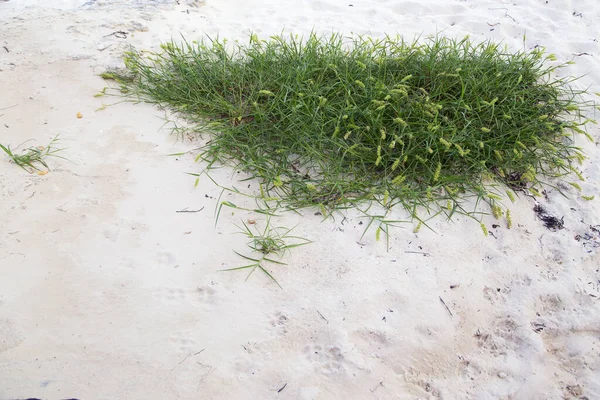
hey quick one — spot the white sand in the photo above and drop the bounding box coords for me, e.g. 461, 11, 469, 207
1, 0, 599, 399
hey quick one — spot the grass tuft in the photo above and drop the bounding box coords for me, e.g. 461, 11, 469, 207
107, 32, 597, 224
0, 135, 66, 173
221, 218, 311, 287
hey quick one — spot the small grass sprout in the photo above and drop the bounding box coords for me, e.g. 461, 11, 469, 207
221, 218, 311, 287
0, 135, 66, 173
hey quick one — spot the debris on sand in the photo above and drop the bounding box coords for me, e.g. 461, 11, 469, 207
533, 203, 564, 231
575, 225, 600, 253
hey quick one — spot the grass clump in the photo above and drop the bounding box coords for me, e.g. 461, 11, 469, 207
222, 219, 311, 287
0, 135, 66, 173
109, 33, 596, 223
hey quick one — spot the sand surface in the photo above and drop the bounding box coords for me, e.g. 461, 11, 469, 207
1, 0, 599, 399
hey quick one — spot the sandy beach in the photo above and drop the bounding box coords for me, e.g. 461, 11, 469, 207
1, 0, 599, 399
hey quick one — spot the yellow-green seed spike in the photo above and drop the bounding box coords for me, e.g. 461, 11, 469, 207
582, 195, 595, 201
319, 204, 327, 217
492, 205, 503, 219
332, 126, 340, 138
393, 117, 408, 127
506, 210, 512, 229
258, 90, 275, 96
375, 226, 381, 242
570, 167, 585, 181
480, 223, 489, 237
530, 187, 541, 197
433, 162, 441, 182
392, 174, 406, 185
506, 190, 516, 203
413, 222, 422, 234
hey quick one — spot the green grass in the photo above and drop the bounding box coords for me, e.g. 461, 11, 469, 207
221, 218, 311, 287
106, 33, 597, 232
0, 135, 66, 173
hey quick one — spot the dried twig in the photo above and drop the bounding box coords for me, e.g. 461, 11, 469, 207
316, 310, 329, 324
489, 7, 517, 23
0, 104, 18, 111
176, 206, 205, 213
439, 296, 453, 317
405, 251, 430, 256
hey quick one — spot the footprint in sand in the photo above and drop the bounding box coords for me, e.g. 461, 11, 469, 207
152, 285, 218, 307
269, 311, 289, 335
169, 330, 203, 354
0, 318, 25, 354
303, 343, 346, 375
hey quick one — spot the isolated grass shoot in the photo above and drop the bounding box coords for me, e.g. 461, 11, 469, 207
0, 135, 66, 174
221, 218, 311, 287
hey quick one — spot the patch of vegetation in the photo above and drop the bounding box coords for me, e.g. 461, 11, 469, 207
107, 33, 597, 231
222, 218, 311, 287
0, 135, 66, 173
